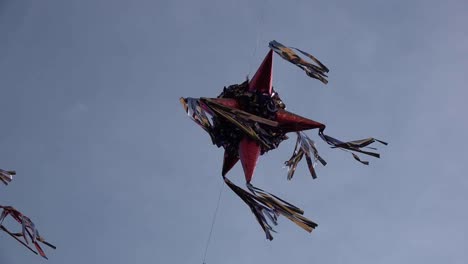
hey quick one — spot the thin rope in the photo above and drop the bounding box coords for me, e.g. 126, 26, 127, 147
247, 2, 267, 78
202, 181, 224, 264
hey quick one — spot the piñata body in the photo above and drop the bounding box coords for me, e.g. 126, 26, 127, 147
1, 170, 55, 259
180, 40, 387, 240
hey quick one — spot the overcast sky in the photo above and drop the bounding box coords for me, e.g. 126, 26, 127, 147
1, 0, 467, 263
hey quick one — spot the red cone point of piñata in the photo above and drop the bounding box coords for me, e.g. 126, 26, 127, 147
249, 50, 273, 95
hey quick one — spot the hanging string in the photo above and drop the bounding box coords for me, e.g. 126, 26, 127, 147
247, 1, 267, 78
202, 181, 224, 264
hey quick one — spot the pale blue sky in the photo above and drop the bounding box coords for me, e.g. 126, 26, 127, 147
1, 0, 467, 263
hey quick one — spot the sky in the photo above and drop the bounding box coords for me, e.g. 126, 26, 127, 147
0, 0, 467, 263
